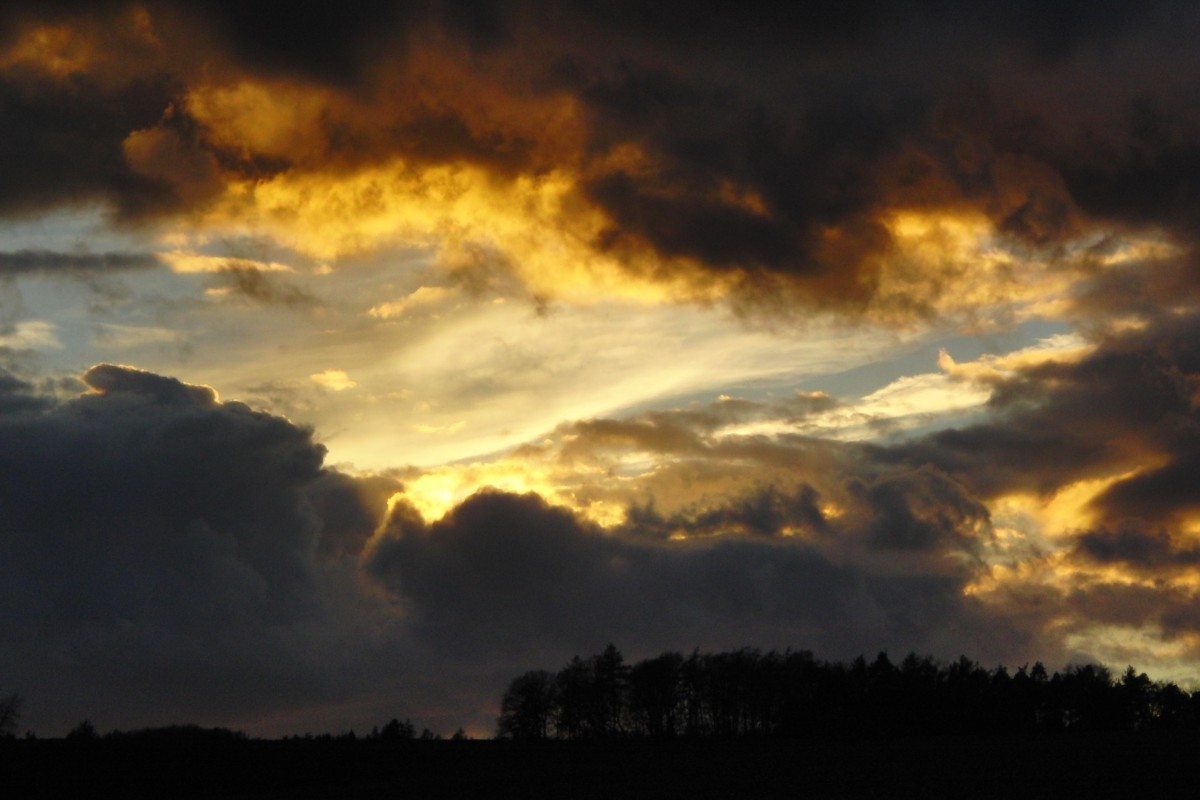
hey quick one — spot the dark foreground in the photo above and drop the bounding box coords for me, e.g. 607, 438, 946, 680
3, 734, 1198, 799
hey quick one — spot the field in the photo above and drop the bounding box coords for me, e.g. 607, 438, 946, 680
4, 733, 1199, 799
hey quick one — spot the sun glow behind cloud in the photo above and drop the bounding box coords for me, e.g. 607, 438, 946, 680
197, 159, 726, 307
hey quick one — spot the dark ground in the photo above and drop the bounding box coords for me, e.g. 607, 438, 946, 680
3, 734, 1198, 799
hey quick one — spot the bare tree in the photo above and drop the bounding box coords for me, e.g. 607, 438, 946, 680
0, 693, 23, 738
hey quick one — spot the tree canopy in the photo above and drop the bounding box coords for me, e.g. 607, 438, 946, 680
497, 646, 1200, 740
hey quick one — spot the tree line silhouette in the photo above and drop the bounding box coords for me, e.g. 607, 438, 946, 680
4, 646, 1198, 745
497, 645, 1200, 740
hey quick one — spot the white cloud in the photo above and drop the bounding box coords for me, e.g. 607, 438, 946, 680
0, 319, 61, 349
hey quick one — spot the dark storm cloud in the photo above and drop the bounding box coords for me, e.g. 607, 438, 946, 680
0, 364, 394, 733
364, 489, 1014, 664
1075, 522, 1200, 571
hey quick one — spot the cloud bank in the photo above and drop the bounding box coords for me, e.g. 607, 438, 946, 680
3, 1, 1200, 319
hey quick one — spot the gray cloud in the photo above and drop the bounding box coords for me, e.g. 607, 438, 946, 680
0, 249, 161, 275
210, 265, 320, 309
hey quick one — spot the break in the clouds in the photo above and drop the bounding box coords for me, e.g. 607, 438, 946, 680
5, 0, 1200, 737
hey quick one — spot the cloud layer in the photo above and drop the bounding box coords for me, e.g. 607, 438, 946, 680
4, 2, 1200, 318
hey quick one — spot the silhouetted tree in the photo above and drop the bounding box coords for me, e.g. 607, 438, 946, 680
628, 652, 683, 737
776, 650, 823, 736
66, 719, 98, 742
679, 649, 706, 736
1151, 681, 1192, 730
1115, 666, 1154, 730
552, 646, 632, 739
0, 693, 22, 739
943, 655, 993, 734
375, 718, 416, 741
705, 648, 766, 736
593, 644, 630, 737
498, 646, 1200, 741
556, 656, 595, 739
1051, 664, 1115, 730
498, 670, 559, 740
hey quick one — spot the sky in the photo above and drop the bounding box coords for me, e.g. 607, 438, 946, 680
4, 1, 1200, 738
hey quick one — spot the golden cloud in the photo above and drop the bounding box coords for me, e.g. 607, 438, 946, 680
310, 369, 357, 391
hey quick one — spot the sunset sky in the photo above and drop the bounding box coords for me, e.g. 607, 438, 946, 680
5, 1, 1200, 737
